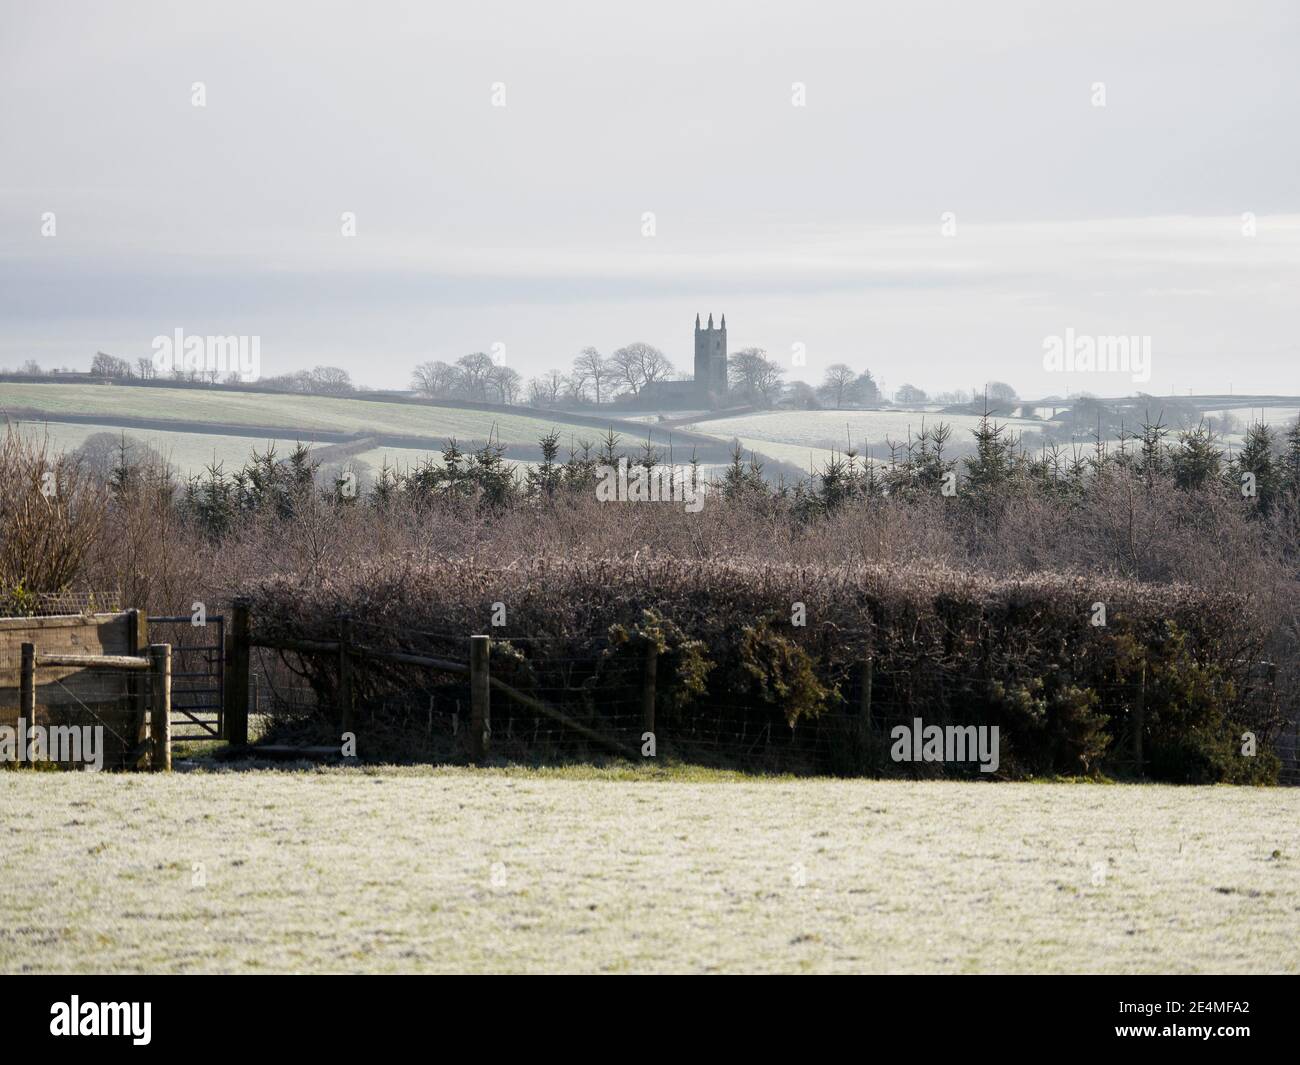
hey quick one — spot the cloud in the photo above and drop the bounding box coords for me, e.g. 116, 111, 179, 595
2, 1, 1297, 393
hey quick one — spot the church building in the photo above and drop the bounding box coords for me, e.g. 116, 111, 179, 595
693, 313, 728, 405
636, 313, 729, 409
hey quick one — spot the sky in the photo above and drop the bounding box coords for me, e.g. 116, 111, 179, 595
2, 0, 1298, 398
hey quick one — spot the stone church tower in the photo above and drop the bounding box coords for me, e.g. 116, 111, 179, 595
694, 313, 727, 406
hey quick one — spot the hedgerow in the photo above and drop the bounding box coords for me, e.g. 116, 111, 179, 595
245, 557, 1282, 782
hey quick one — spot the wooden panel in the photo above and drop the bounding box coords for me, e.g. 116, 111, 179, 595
0, 614, 141, 768
0, 613, 132, 689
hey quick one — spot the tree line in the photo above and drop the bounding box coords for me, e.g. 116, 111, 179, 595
410, 347, 914, 410
4, 354, 357, 395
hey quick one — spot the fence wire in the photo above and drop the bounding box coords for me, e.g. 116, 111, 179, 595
245, 627, 1299, 783
2, 666, 158, 771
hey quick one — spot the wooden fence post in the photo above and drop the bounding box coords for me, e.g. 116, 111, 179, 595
1133, 662, 1145, 776
150, 643, 172, 771
642, 641, 657, 754
20, 642, 35, 768
469, 635, 490, 762
127, 608, 149, 753
225, 599, 250, 746
338, 614, 354, 737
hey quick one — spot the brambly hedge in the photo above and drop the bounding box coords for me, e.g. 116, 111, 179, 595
244, 558, 1282, 783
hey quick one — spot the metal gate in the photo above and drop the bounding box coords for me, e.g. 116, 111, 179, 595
147, 615, 224, 738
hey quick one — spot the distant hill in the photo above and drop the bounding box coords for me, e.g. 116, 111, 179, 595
15, 378, 1289, 483
0, 379, 751, 479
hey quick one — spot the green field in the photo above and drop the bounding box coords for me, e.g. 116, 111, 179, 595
0, 383, 622, 448
13, 419, 304, 479
0, 382, 822, 481
6, 383, 1295, 484
0, 381, 691, 480
1, 767, 1294, 974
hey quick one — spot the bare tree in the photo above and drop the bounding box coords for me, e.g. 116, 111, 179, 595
984, 380, 1018, 408
572, 347, 611, 405
487, 364, 522, 404
528, 370, 568, 407
818, 363, 857, 408
411, 360, 460, 398
309, 366, 353, 394
609, 346, 640, 395
91, 351, 132, 378
609, 342, 672, 395
728, 348, 784, 406
640, 346, 673, 389
565, 373, 594, 405
456, 352, 496, 401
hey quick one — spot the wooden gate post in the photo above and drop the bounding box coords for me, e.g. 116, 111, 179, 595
149, 643, 172, 771
20, 642, 35, 768
225, 599, 250, 746
859, 651, 874, 765
469, 635, 490, 762
641, 641, 657, 754
127, 608, 149, 753
338, 614, 354, 737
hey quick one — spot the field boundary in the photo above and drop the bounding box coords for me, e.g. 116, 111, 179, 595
0, 609, 173, 771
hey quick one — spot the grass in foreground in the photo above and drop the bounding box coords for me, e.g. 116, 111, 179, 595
1, 768, 1295, 974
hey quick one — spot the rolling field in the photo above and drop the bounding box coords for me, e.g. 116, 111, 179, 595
1, 767, 1295, 974
350, 445, 533, 478
686, 409, 1046, 453
726, 437, 854, 474
348, 446, 734, 484
5, 382, 1296, 485
1205, 406, 1300, 430
13, 419, 305, 479
0, 383, 630, 448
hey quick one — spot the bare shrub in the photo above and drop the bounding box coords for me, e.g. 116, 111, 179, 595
0, 426, 106, 612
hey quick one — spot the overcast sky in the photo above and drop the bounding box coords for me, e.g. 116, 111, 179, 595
2, 0, 1298, 397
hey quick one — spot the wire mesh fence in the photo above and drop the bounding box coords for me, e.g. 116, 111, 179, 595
1, 665, 158, 771
0, 590, 121, 618
244, 624, 1299, 783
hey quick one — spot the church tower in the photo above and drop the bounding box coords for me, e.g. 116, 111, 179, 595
694, 312, 727, 406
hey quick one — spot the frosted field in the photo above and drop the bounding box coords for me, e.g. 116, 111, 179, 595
13, 420, 303, 479
0, 382, 625, 448
1, 767, 1295, 974
343, 448, 733, 486
1204, 407, 1300, 431
349, 446, 534, 479
687, 410, 1045, 454
730, 437, 858, 474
